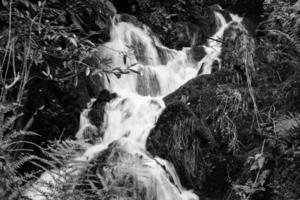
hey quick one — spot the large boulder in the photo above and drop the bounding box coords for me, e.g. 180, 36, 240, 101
148, 70, 253, 198
147, 101, 227, 199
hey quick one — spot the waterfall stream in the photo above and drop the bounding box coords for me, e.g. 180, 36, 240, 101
24, 10, 242, 200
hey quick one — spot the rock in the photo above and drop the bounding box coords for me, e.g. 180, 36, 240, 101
117, 13, 144, 28
76, 89, 117, 143
221, 20, 256, 82
164, 70, 236, 118
157, 70, 262, 198
147, 100, 243, 198
147, 102, 216, 192
75, 139, 199, 200
188, 45, 206, 63
88, 89, 117, 128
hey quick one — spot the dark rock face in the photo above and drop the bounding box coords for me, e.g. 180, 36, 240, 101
88, 89, 117, 128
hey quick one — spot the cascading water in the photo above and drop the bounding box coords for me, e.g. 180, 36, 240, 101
24, 9, 243, 200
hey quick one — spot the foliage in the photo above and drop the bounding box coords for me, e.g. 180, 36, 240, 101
0, 102, 40, 199
0, 0, 118, 198
0, 0, 117, 104
256, 0, 300, 83
227, 1, 300, 199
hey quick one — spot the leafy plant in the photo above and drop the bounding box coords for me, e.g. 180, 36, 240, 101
0, 102, 40, 199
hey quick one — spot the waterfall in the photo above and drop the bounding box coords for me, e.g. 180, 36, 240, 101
24, 9, 243, 200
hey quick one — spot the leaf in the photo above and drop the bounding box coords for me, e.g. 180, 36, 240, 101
63, 61, 67, 68
123, 55, 127, 65
1, 0, 8, 7
69, 38, 77, 47
254, 153, 262, 160
250, 162, 258, 171
128, 63, 138, 67
233, 184, 253, 194
105, 73, 110, 83
74, 76, 78, 87
258, 170, 270, 186
257, 156, 265, 169
42, 71, 48, 77
86, 67, 90, 76
114, 73, 121, 79
84, 39, 95, 47
128, 68, 140, 74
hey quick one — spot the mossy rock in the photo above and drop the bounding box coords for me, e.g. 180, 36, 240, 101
164, 69, 237, 118
147, 101, 243, 199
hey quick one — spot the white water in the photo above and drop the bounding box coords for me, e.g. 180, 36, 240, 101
25, 10, 243, 200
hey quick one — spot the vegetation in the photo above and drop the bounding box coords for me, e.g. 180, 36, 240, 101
0, 0, 300, 199
0, 0, 116, 198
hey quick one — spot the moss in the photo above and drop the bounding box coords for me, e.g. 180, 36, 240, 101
147, 101, 243, 199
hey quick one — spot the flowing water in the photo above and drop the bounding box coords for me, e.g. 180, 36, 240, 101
25, 10, 243, 200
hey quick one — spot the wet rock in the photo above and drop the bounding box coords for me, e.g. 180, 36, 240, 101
188, 45, 206, 63
88, 89, 117, 128
75, 89, 117, 143
117, 13, 144, 28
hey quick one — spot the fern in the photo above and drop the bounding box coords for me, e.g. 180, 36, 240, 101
0, 102, 41, 199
